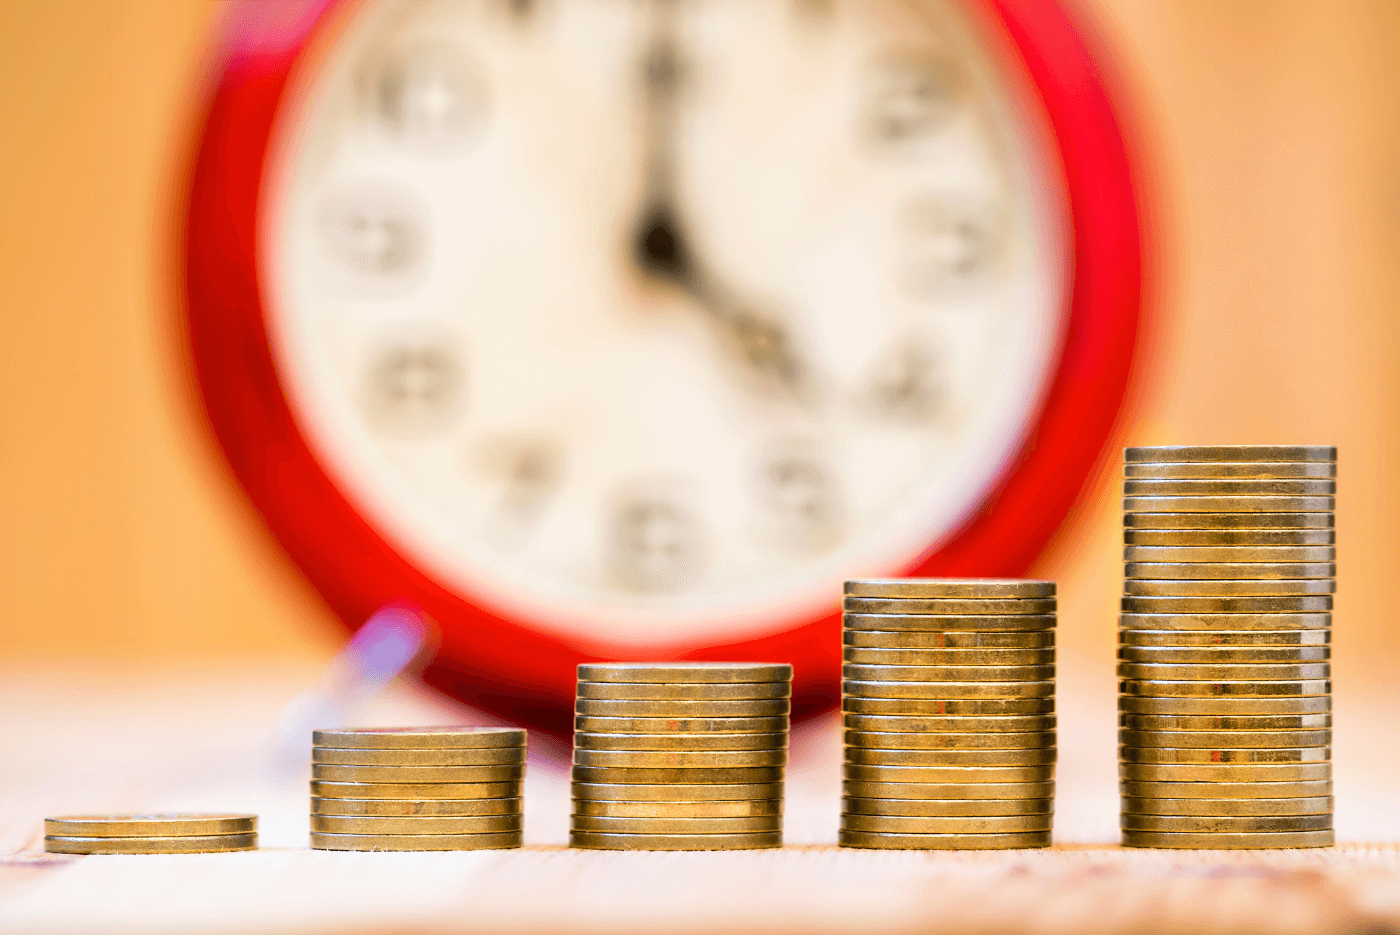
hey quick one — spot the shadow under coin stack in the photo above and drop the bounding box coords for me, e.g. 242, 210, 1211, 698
310, 728, 525, 851
44, 814, 257, 854
1119, 445, 1336, 849
570, 663, 791, 850
840, 579, 1057, 850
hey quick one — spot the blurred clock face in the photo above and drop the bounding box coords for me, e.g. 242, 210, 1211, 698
262, 0, 1066, 646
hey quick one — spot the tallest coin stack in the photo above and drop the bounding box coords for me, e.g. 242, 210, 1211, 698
1118, 445, 1336, 849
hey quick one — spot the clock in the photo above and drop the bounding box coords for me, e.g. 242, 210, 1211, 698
184, 0, 1141, 734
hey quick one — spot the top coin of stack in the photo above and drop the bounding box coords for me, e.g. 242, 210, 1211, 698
1119, 445, 1336, 850
310, 727, 526, 851
571, 662, 791, 851
840, 579, 1056, 851
44, 814, 258, 854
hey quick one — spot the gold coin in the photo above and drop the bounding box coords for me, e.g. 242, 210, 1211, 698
574, 715, 789, 734
575, 699, 790, 718
569, 831, 780, 850
1124, 512, 1333, 530
1124, 546, 1335, 563
845, 730, 1056, 750
575, 681, 791, 701
310, 780, 523, 800
845, 629, 1055, 649
573, 749, 788, 769
844, 696, 1055, 716
574, 732, 788, 752
838, 830, 1050, 850
1118, 745, 1329, 764
842, 813, 1051, 834
311, 814, 522, 834
844, 714, 1056, 733
1123, 814, 1332, 833
1122, 596, 1332, 613
1118, 645, 1329, 663
1119, 714, 1331, 731
844, 598, 1057, 616
842, 796, 1052, 817
1125, 496, 1335, 514
576, 663, 791, 684
844, 648, 1054, 666
1124, 562, 1335, 581
1124, 579, 1335, 597
311, 764, 524, 783
311, 728, 525, 749
843, 780, 1055, 800
847, 747, 1057, 767
310, 796, 521, 818
45, 834, 257, 854
1125, 528, 1335, 546
843, 663, 1055, 683
43, 814, 256, 837
1118, 695, 1330, 715
571, 781, 783, 802
1120, 796, 1332, 816
571, 799, 783, 819
1123, 479, 1335, 497
570, 815, 782, 834
312, 747, 525, 767
1119, 678, 1329, 698
1117, 662, 1330, 681
1125, 461, 1336, 479
1119, 763, 1331, 782
1124, 446, 1336, 463
1118, 729, 1330, 748
1119, 779, 1332, 799
844, 579, 1056, 599
570, 766, 785, 785
1121, 829, 1333, 849
845, 679, 1055, 700
310, 831, 521, 851
1119, 627, 1330, 646
843, 764, 1054, 783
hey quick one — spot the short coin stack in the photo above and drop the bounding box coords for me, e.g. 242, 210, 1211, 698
840, 579, 1056, 850
310, 727, 525, 851
1119, 445, 1336, 849
44, 814, 257, 854
570, 663, 791, 850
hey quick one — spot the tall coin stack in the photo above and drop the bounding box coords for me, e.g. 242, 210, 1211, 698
840, 579, 1056, 850
570, 663, 791, 851
1119, 445, 1336, 849
310, 727, 525, 851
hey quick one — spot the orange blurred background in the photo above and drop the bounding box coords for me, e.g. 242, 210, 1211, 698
0, 0, 1396, 687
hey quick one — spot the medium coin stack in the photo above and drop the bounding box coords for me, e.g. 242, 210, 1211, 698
1119, 445, 1336, 849
310, 727, 525, 851
570, 662, 791, 851
44, 814, 258, 854
840, 579, 1056, 850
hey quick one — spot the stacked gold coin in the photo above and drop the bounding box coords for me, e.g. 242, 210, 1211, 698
570, 663, 791, 851
840, 579, 1056, 850
44, 814, 257, 854
1119, 445, 1336, 849
310, 727, 525, 851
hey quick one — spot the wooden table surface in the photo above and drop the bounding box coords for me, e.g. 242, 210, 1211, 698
2, 663, 1398, 935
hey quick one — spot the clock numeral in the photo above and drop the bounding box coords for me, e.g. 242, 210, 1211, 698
757, 448, 843, 554
863, 51, 963, 150
605, 490, 706, 595
360, 338, 464, 438
320, 189, 423, 276
476, 436, 563, 549
369, 43, 488, 144
900, 194, 1004, 297
864, 339, 945, 423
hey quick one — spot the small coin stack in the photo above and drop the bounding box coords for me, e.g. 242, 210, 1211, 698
1119, 445, 1336, 850
840, 579, 1056, 850
570, 662, 791, 851
310, 727, 525, 851
44, 814, 257, 854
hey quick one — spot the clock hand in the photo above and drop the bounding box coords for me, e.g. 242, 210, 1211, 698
631, 4, 811, 402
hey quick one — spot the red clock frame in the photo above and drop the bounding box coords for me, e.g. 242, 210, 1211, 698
183, 0, 1141, 736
